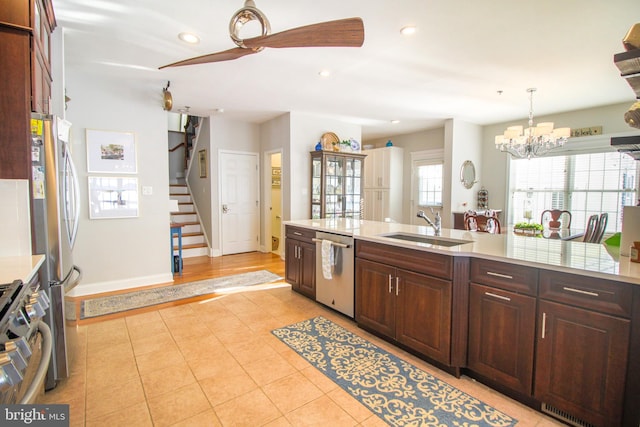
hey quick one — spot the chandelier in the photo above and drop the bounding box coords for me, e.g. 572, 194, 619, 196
495, 88, 570, 159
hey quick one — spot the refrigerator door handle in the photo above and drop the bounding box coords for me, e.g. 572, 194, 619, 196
60, 265, 82, 293
63, 144, 81, 248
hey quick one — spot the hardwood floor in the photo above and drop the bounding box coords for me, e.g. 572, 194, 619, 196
69, 252, 286, 325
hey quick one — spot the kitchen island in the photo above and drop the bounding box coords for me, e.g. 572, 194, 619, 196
285, 219, 640, 427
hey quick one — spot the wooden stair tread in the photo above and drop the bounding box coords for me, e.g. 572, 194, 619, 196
175, 242, 207, 250
178, 232, 203, 238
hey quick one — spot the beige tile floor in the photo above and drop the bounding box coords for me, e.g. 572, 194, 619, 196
40, 283, 565, 426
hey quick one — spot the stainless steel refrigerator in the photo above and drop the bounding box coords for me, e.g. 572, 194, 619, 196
30, 113, 82, 390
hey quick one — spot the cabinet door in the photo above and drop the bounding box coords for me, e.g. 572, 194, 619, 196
0, 27, 31, 180
298, 241, 316, 298
468, 283, 536, 395
355, 258, 395, 338
396, 269, 451, 364
284, 239, 300, 287
534, 300, 630, 427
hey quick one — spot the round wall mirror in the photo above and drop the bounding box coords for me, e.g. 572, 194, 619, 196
460, 160, 477, 189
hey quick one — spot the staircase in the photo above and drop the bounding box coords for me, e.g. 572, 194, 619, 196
170, 184, 208, 258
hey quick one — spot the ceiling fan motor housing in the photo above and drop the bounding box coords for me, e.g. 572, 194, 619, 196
229, 0, 271, 49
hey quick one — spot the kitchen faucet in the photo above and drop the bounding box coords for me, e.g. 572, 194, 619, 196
417, 209, 441, 236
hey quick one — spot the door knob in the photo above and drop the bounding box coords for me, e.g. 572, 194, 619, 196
222, 204, 229, 213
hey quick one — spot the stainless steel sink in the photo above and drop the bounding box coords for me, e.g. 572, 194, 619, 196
378, 233, 471, 247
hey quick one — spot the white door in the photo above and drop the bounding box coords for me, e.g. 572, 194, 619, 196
220, 151, 259, 255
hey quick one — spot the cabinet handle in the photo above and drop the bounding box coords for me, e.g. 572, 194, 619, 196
293, 231, 303, 236
388, 275, 393, 294
377, 177, 382, 187
486, 271, 513, 280
484, 291, 511, 302
562, 287, 599, 297
296, 246, 300, 259
395, 277, 399, 296
541, 312, 547, 339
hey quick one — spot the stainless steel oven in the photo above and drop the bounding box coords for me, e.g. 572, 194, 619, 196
0, 279, 52, 405
314, 232, 355, 318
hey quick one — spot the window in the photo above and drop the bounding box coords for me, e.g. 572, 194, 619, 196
416, 161, 443, 207
509, 152, 638, 232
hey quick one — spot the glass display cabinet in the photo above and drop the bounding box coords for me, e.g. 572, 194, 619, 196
310, 151, 366, 219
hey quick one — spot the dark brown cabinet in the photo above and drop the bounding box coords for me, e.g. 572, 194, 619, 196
355, 241, 453, 365
467, 259, 538, 396
284, 226, 316, 299
534, 271, 632, 427
0, 0, 55, 180
468, 283, 536, 395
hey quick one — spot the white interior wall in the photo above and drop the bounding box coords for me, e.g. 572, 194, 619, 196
65, 70, 172, 296
209, 117, 260, 255
480, 101, 637, 220
0, 180, 32, 257
187, 117, 213, 252
447, 119, 482, 228
288, 112, 362, 220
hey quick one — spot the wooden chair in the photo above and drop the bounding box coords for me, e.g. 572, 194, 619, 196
464, 211, 501, 234
589, 213, 608, 243
541, 209, 571, 229
582, 215, 599, 242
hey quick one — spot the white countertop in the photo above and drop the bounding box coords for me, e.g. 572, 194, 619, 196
0, 255, 45, 284
286, 219, 640, 285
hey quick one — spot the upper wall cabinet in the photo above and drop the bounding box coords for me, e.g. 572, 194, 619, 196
0, 0, 55, 180
362, 146, 404, 222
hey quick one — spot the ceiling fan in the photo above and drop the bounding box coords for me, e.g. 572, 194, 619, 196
159, 0, 364, 69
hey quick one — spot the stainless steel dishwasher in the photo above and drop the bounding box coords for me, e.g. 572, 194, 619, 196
314, 231, 355, 318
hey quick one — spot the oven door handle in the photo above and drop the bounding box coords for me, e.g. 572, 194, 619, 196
19, 322, 53, 404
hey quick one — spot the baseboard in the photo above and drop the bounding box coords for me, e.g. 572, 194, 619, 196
67, 272, 174, 297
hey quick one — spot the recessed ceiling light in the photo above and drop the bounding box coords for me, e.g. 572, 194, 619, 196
400, 26, 416, 36
391, 119, 400, 124
318, 70, 331, 78
178, 32, 200, 44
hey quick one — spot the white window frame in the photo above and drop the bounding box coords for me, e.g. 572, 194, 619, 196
410, 149, 444, 225
506, 136, 639, 233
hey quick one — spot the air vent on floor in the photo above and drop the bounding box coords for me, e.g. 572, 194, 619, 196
541, 403, 595, 427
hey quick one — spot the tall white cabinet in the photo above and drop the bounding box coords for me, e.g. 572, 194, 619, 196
362, 146, 404, 222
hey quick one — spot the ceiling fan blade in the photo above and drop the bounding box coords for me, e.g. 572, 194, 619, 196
242, 17, 364, 49
159, 47, 257, 69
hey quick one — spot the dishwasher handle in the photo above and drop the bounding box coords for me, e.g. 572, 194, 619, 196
312, 238, 351, 248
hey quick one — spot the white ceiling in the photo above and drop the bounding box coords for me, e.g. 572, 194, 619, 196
53, 0, 638, 139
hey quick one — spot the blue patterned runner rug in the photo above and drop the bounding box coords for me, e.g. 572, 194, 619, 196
272, 316, 517, 427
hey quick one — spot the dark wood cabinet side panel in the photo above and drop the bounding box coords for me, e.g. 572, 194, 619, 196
623, 286, 640, 427
0, 26, 31, 179
535, 300, 629, 427
356, 240, 452, 279
450, 256, 469, 368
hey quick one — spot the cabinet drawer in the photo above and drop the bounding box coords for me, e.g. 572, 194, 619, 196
539, 270, 632, 318
470, 259, 537, 296
285, 226, 315, 243
356, 240, 452, 280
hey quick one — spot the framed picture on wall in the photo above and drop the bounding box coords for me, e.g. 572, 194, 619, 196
199, 149, 207, 178
86, 129, 137, 174
88, 176, 139, 219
